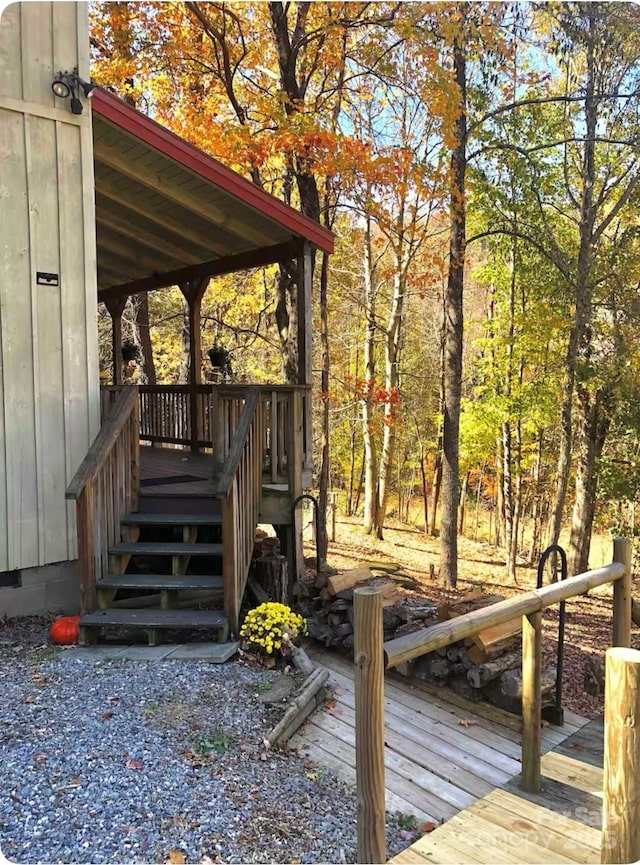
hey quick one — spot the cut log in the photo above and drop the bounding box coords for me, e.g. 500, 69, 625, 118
473, 616, 522, 653
467, 649, 522, 689
289, 643, 315, 676
336, 580, 401, 608
253, 555, 288, 605
500, 665, 556, 699
267, 668, 329, 747
467, 634, 521, 664
327, 567, 373, 595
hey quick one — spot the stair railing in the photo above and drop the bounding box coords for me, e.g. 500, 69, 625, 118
66, 387, 139, 614
215, 388, 264, 635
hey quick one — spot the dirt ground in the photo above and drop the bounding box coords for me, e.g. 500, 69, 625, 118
314, 514, 639, 720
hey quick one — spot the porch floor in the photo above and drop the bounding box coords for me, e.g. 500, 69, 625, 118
139, 444, 216, 496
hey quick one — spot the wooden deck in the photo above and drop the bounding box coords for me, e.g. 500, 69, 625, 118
291, 650, 589, 828
139, 444, 217, 496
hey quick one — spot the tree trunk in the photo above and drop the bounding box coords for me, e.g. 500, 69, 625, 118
132, 294, 156, 385
362, 217, 379, 535
569, 386, 613, 575
316, 248, 331, 568
440, 33, 466, 588
547, 8, 598, 558
419, 441, 429, 535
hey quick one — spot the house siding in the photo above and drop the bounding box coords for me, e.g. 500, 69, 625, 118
0, 3, 98, 593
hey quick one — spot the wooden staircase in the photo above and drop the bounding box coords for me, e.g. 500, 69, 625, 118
78, 510, 230, 646
67, 385, 303, 648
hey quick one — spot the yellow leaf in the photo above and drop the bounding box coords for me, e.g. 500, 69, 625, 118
306, 771, 318, 781
166, 849, 186, 865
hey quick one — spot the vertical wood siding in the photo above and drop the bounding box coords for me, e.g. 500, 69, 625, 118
0, 2, 99, 572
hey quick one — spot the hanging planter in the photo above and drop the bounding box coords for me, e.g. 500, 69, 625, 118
208, 344, 232, 375
121, 341, 139, 362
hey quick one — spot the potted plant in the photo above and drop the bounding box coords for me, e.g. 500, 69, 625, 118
121, 341, 139, 362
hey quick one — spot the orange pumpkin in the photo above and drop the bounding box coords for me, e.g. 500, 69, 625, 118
49, 615, 80, 645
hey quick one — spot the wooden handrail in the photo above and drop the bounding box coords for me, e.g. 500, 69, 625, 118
384, 561, 626, 669
66, 387, 138, 499
215, 389, 259, 496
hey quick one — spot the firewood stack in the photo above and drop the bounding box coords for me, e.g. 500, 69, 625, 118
293, 565, 438, 649
409, 589, 558, 715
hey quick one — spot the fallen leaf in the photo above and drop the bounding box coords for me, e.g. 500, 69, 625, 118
572, 742, 585, 751
304, 760, 319, 770
107, 695, 121, 703
262, 738, 271, 751
305, 771, 318, 781
458, 719, 476, 728
99, 711, 114, 721
125, 758, 143, 770
166, 849, 186, 864
333, 687, 347, 696
25, 696, 36, 704
325, 704, 343, 716
420, 821, 437, 833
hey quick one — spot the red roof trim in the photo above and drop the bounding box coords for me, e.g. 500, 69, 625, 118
92, 89, 334, 254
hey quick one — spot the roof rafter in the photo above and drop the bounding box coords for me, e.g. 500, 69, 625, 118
98, 239, 301, 304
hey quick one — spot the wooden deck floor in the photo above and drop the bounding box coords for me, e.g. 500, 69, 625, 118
139, 445, 216, 496
291, 650, 589, 829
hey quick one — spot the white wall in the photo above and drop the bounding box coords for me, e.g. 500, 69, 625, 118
0, 2, 99, 586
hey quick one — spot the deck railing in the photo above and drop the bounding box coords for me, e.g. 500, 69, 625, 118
215, 389, 265, 634
384, 539, 632, 794
100, 383, 311, 478
66, 387, 139, 613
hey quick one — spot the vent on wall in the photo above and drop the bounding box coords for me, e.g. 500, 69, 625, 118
0, 570, 21, 588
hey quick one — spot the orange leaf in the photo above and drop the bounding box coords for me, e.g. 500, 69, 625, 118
166, 849, 186, 864
420, 821, 437, 833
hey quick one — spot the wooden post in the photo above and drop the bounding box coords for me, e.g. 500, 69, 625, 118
612, 537, 632, 648
76, 485, 97, 614
179, 278, 208, 452
601, 647, 640, 864
521, 609, 542, 793
105, 297, 126, 386
354, 587, 386, 864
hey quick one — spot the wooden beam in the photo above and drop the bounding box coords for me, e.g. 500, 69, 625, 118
612, 537, 632, 648
179, 278, 209, 451
97, 228, 186, 273
354, 587, 386, 864
521, 610, 542, 793
96, 184, 229, 256
98, 240, 298, 304
297, 240, 313, 386
602, 646, 640, 864
96, 210, 203, 265
104, 297, 126, 385
94, 144, 274, 247
384, 560, 626, 669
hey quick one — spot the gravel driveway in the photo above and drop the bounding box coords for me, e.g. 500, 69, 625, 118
0, 618, 417, 864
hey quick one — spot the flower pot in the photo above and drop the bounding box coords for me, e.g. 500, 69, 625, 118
208, 346, 230, 369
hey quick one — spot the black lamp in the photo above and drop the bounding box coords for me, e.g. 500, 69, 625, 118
51, 69, 97, 114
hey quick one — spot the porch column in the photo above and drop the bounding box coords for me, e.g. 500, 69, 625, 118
104, 297, 127, 385
179, 277, 209, 451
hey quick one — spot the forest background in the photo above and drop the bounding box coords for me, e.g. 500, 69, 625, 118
90, 1, 640, 587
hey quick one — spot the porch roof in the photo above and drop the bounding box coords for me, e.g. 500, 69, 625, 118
92, 89, 334, 305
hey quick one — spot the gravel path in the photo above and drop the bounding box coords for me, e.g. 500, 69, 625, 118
0, 618, 419, 864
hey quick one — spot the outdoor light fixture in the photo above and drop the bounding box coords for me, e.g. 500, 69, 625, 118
51, 69, 97, 114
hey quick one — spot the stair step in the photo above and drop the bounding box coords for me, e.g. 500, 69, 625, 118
80, 608, 228, 628
122, 513, 222, 527
99, 574, 223, 591
110, 542, 223, 556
